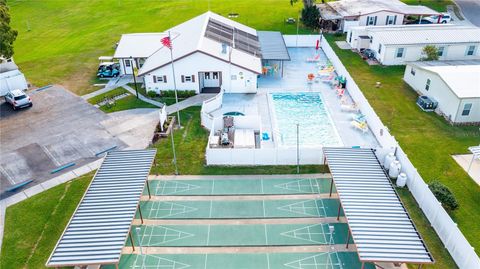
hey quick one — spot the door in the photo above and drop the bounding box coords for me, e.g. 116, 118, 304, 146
202, 72, 221, 88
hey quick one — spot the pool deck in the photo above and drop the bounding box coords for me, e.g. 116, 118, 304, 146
213, 47, 379, 149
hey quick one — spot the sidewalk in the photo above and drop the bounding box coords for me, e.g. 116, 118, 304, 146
81, 76, 131, 100
165, 93, 216, 114
121, 84, 164, 107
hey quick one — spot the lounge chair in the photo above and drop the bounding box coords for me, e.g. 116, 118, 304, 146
336, 88, 345, 97
351, 120, 368, 133
306, 54, 320, 62
352, 113, 366, 123
341, 103, 359, 112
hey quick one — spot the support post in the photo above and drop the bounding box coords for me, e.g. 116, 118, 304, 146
346, 230, 351, 249
337, 203, 342, 221
361, 262, 365, 269
146, 180, 152, 199
418, 264, 423, 269
329, 178, 334, 197
129, 231, 135, 252
116, 263, 119, 269
138, 205, 144, 224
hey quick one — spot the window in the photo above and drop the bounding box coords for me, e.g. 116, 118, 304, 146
213, 72, 219, 79
205, 72, 210, 79
181, 75, 195, 83
366, 16, 377, 26
125, 59, 131, 67
349, 32, 352, 43
462, 103, 472, 116
438, 46, 445, 57
386, 15, 396, 25
410, 67, 416, 76
153, 75, 167, 83
396, 48, 405, 58
378, 44, 382, 54
231, 75, 237, 80
466, 45, 476, 56
425, 78, 431, 91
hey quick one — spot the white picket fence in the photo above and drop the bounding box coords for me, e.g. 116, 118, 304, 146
317, 35, 480, 269
200, 91, 223, 130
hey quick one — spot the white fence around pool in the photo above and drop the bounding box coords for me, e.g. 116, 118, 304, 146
316, 35, 479, 269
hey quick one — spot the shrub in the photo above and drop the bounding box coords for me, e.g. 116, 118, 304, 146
147, 90, 157, 98
160, 90, 196, 99
429, 181, 459, 211
421, 45, 439, 61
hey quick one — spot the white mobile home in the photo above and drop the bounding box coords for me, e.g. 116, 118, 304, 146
404, 61, 480, 124
317, 0, 438, 32
347, 25, 480, 65
0, 60, 28, 96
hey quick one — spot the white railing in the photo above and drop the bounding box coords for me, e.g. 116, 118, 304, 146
319, 35, 480, 269
201, 91, 223, 130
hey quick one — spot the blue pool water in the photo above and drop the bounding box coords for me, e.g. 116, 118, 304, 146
271, 92, 342, 147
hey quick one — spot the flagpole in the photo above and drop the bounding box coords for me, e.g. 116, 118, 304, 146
168, 31, 181, 128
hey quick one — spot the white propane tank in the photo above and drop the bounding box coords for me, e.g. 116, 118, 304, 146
396, 173, 407, 187
384, 153, 396, 171
388, 160, 401, 179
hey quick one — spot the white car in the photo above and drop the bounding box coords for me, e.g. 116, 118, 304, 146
424, 13, 452, 24
4, 89, 32, 110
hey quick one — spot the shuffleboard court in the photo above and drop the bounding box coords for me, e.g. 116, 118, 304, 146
130, 223, 350, 247
145, 178, 332, 196
112, 252, 375, 269
138, 199, 341, 219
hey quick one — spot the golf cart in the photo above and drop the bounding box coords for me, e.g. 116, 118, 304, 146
97, 62, 120, 78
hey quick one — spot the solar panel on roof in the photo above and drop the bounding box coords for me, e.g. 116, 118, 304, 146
204, 18, 262, 57
323, 147, 434, 264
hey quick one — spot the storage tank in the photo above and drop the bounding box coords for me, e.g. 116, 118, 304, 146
388, 161, 401, 179
383, 153, 396, 171
396, 173, 407, 187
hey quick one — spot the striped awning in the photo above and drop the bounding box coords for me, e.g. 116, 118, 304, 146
323, 147, 434, 264
46, 149, 156, 267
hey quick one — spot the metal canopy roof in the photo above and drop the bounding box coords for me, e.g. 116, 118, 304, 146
46, 149, 156, 267
323, 147, 434, 264
257, 31, 291, 61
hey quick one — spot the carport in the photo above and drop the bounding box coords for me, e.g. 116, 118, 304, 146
323, 147, 434, 269
258, 31, 290, 77
46, 149, 156, 268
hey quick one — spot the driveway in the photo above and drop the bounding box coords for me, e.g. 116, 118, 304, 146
455, 0, 480, 27
0, 86, 128, 198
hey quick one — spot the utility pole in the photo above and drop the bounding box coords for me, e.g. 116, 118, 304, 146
296, 123, 300, 174
130, 56, 139, 99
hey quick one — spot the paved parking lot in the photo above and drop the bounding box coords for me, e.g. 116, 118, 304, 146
0, 86, 127, 198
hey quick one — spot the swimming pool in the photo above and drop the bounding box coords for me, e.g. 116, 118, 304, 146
270, 92, 342, 147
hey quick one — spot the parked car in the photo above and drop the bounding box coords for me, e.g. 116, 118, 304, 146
361, 49, 375, 59
4, 89, 32, 110
97, 62, 120, 78
406, 19, 433, 25
424, 13, 452, 24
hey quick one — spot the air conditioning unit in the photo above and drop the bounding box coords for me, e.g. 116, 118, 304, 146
416, 95, 438, 112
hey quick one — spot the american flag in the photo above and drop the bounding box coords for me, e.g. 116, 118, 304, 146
161, 36, 172, 49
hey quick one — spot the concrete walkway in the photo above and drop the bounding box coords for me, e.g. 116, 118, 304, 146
121, 84, 163, 107
165, 93, 216, 114
81, 76, 131, 100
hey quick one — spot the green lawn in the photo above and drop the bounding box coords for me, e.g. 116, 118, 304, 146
9, 0, 309, 95
0, 173, 93, 269
87, 87, 158, 113
401, 0, 454, 12
325, 34, 480, 263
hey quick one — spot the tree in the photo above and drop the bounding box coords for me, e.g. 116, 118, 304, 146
421, 45, 439, 61
301, 5, 320, 29
429, 181, 459, 211
0, 0, 18, 59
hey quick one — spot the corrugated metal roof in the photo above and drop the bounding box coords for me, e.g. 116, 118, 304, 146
370, 25, 480, 45
323, 147, 434, 264
257, 31, 290, 61
46, 149, 156, 267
